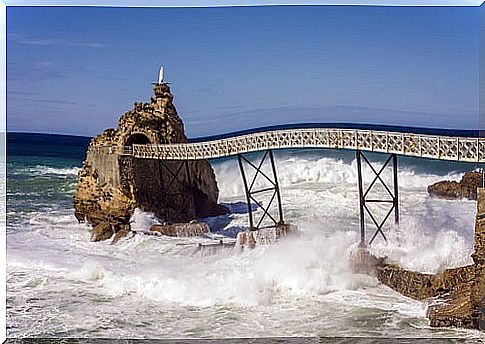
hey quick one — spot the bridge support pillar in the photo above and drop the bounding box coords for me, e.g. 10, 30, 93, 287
155, 159, 195, 223
237, 149, 284, 230
356, 151, 399, 246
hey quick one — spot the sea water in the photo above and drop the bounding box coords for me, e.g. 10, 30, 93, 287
5, 133, 483, 339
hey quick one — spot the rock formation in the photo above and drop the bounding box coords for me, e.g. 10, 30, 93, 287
428, 171, 483, 200
74, 82, 228, 242
363, 188, 485, 330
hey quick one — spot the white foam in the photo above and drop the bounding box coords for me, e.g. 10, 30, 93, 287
70, 223, 375, 307
70, 261, 106, 281
6, 153, 478, 337
129, 208, 162, 231
213, 155, 464, 199
13, 165, 81, 176
370, 201, 475, 273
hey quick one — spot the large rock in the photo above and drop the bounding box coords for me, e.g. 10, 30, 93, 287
74, 82, 228, 240
428, 171, 482, 200
375, 264, 475, 301
372, 188, 485, 330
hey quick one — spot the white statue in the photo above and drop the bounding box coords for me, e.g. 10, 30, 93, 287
158, 66, 164, 84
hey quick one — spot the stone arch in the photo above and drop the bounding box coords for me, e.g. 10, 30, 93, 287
125, 132, 151, 147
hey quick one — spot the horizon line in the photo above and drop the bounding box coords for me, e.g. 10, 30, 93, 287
2, 1, 484, 7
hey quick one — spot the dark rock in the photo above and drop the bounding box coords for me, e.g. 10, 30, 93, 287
376, 263, 474, 301
373, 188, 485, 330
428, 171, 482, 200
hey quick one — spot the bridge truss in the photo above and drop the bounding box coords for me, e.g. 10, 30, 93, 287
237, 149, 284, 231
356, 151, 399, 246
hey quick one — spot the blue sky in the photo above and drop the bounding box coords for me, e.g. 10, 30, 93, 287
6, 5, 480, 137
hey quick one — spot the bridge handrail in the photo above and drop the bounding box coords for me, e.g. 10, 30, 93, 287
129, 127, 485, 163
188, 123, 481, 142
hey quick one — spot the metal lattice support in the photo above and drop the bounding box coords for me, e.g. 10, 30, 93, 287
237, 149, 284, 231
356, 151, 399, 246
157, 160, 195, 223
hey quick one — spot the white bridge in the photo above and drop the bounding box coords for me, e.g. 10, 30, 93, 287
113, 124, 483, 246
128, 126, 484, 163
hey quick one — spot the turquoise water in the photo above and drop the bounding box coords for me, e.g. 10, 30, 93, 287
5, 133, 483, 339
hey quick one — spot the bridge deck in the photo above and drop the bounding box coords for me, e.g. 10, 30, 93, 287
127, 125, 484, 163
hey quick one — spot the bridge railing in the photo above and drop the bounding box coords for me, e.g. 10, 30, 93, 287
88, 145, 133, 156
127, 128, 484, 163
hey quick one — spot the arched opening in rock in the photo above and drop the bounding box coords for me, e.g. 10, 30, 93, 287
125, 133, 151, 146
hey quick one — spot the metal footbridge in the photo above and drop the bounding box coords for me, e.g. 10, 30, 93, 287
129, 123, 484, 163
120, 123, 483, 246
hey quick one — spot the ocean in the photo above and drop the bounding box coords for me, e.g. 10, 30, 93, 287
5, 132, 484, 339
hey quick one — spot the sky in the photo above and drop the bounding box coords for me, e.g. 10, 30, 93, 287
6, 5, 481, 137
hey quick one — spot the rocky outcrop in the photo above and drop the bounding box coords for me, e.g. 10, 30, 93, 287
368, 188, 485, 330
375, 264, 474, 301
74, 82, 228, 241
471, 188, 485, 330
428, 171, 483, 200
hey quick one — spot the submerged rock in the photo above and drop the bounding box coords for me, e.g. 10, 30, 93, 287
90, 221, 114, 242
427, 171, 483, 200
74, 81, 228, 241
111, 226, 132, 244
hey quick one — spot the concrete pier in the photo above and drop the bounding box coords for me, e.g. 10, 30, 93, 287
150, 222, 209, 237
236, 223, 298, 248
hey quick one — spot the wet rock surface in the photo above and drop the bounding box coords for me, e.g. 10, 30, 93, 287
90, 221, 115, 242
428, 171, 483, 200
375, 264, 474, 301
74, 82, 228, 241
368, 188, 485, 330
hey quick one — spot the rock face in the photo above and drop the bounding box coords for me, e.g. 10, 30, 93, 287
471, 188, 485, 330
428, 171, 483, 200
376, 264, 474, 301
74, 82, 228, 241
371, 187, 485, 330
